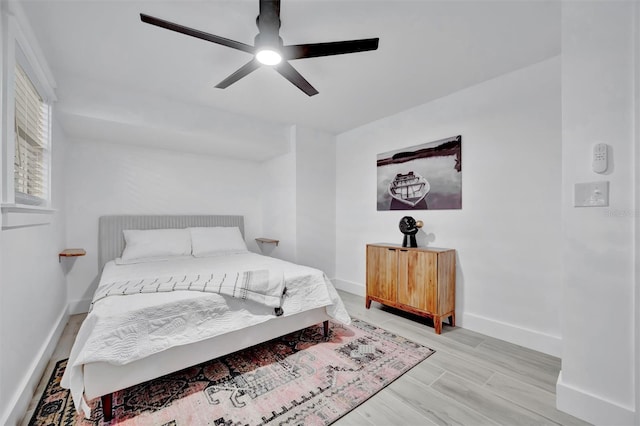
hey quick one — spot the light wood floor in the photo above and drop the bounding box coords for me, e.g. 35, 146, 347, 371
22, 291, 591, 426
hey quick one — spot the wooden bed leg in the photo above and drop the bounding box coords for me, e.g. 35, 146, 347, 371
323, 320, 329, 338
101, 394, 113, 422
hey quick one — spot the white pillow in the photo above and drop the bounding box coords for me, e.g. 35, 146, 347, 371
120, 228, 192, 263
114, 255, 193, 265
189, 227, 248, 257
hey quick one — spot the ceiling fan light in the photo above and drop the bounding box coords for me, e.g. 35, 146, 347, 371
256, 49, 282, 65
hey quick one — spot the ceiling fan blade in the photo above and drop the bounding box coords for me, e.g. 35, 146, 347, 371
282, 38, 379, 60
275, 61, 318, 96
140, 13, 255, 54
215, 59, 261, 89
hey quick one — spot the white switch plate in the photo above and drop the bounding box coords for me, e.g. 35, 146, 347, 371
574, 181, 609, 207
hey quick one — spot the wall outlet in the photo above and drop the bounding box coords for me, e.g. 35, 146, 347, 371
574, 181, 609, 207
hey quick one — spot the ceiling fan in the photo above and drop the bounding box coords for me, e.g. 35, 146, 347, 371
140, 0, 379, 96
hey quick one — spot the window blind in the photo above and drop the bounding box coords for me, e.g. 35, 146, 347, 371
14, 62, 50, 205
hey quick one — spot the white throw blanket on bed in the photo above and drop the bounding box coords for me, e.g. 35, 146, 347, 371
90, 269, 286, 311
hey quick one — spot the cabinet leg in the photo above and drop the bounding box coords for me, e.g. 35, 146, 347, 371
365, 297, 372, 309
434, 316, 442, 334
449, 312, 456, 327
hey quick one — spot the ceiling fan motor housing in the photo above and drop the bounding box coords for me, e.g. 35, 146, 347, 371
254, 33, 283, 50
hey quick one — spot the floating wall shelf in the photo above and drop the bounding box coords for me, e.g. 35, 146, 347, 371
59, 248, 86, 262
255, 238, 279, 246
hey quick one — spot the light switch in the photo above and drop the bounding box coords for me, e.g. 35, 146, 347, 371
574, 181, 609, 207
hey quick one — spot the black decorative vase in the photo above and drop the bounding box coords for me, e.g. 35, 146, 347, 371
398, 216, 420, 248
402, 234, 417, 248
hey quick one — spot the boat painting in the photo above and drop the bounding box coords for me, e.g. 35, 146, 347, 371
377, 135, 462, 211
388, 171, 430, 207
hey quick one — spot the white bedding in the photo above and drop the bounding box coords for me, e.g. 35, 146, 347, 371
91, 269, 287, 310
61, 253, 350, 417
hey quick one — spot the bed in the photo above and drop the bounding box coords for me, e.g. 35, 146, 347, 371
61, 215, 350, 421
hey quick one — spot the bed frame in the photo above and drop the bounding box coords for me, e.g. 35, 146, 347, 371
91, 215, 331, 421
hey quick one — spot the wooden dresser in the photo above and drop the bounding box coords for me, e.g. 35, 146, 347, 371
366, 243, 456, 334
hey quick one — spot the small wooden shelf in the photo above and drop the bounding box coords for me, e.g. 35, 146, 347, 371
59, 248, 86, 262
255, 238, 279, 246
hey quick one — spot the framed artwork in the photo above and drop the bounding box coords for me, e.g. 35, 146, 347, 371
377, 135, 462, 210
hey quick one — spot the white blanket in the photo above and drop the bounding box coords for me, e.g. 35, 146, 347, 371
91, 269, 286, 311
61, 253, 350, 418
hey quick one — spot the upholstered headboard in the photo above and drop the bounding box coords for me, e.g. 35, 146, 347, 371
98, 215, 245, 271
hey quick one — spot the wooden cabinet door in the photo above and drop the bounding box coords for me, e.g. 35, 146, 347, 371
366, 246, 397, 303
397, 250, 437, 313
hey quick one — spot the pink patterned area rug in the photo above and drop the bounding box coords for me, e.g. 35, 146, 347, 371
30, 318, 434, 425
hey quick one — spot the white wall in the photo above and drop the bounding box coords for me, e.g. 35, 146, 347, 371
336, 57, 562, 356
259, 125, 338, 277
0, 8, 5, 416
260, 132, 297, 263
557, 2, 637, 425
635, 4, 640, 424
295, 126, 337, 277
54, 74, 292, 162
0, 120, 68, 425
0, 3, 69, 423
64, 140, 266, 311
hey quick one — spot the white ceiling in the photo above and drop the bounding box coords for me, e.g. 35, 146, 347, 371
20, 0, 560, 160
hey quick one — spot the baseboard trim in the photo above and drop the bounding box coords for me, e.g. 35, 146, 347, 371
332, 284, 561, 356
556, 371, 636, 425
1, 307, 68, 426
332, 278, 365, 297
461, 312, 561, 357
68, 297, 91, 314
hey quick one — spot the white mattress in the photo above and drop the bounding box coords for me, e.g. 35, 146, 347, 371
61, 253, 350, 416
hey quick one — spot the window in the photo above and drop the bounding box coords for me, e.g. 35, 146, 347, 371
13, 61, 51, 206
1, 8, 56, 219
1, 7, 57, 228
